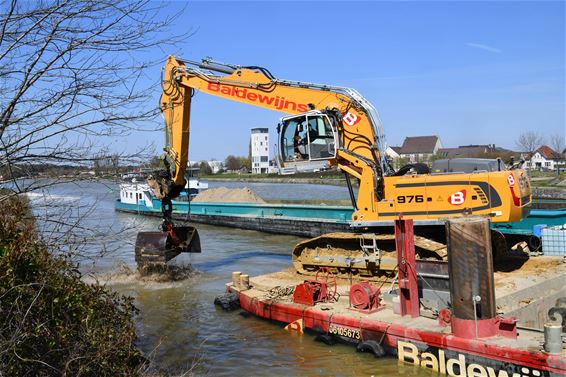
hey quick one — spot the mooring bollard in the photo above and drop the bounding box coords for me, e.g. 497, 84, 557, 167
543, 322, 563, 354
240, 274, 250, 290
232, 271, 241, 289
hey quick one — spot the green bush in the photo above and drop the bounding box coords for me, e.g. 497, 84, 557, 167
0, 192, 145, 376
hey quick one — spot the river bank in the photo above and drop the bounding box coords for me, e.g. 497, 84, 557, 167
203, 173, 347, 186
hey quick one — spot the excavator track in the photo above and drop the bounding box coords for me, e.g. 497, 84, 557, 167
292, 232, 447, 282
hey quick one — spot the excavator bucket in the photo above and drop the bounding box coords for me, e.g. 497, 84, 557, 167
135, 226, 201, 275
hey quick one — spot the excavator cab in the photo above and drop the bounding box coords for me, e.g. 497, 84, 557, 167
277, 111, 337, 171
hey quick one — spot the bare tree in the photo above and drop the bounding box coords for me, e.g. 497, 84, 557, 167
549, 133, 565, 155
0, 0, 191, 252
0, 0, 187, 196
516, 131, 545, 154
0, 3, 200, 373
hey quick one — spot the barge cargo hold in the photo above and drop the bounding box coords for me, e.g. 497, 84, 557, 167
221, 219, 566, 377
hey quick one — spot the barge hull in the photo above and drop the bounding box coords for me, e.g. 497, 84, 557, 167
232, 285, 565, 377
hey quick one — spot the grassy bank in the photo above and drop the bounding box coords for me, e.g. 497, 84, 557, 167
528, 171, 566, 188
203, 170, 566, 191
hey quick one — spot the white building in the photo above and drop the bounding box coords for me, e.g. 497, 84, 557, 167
251, 127, 269, 174
525, 145, 564, 170
207, 160, 223, 174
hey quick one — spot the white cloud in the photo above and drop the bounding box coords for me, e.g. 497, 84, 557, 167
465, 42, 502, 54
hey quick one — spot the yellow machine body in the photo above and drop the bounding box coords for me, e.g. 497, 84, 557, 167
139, 55, 533, 276
366, 170, 531, 223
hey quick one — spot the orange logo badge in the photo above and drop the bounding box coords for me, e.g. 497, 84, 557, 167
448, 190, 466, 205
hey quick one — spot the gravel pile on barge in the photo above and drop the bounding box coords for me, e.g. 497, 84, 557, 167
192, 187, 266, 204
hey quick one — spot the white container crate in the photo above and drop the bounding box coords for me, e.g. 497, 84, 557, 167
541, 225, 566, 256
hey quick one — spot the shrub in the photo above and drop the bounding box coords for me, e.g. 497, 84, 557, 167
0, 191, 145, 376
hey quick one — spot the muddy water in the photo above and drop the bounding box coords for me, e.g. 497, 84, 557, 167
26, 180, 431, 376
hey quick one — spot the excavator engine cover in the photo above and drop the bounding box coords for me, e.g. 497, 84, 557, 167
135, 226, 201, 274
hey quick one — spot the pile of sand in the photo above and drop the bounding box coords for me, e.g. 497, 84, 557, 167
192, 187, 266, 204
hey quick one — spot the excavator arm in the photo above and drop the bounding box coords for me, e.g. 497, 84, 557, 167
159, 56, 394, 219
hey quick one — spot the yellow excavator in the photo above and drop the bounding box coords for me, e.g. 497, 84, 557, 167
135, 55, 532, 277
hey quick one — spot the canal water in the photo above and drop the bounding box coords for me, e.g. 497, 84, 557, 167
26, 180, 431, 377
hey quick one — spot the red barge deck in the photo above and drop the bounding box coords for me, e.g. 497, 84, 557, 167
221, 219, 566, 377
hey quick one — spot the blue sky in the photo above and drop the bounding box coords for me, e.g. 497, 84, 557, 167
124, 0, 565, 161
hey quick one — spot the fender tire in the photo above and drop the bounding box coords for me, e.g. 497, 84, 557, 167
214, 292, 240, 311
314, 333, 336, 345
491, 230, 508, 260
356, 340, 386, 357
528, 235, 541, 252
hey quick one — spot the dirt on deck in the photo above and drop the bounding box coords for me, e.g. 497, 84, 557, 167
494, 254, 566, 277
494, 255, 566, 292
256, 253, 565, 293
192, 187, 266, 204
